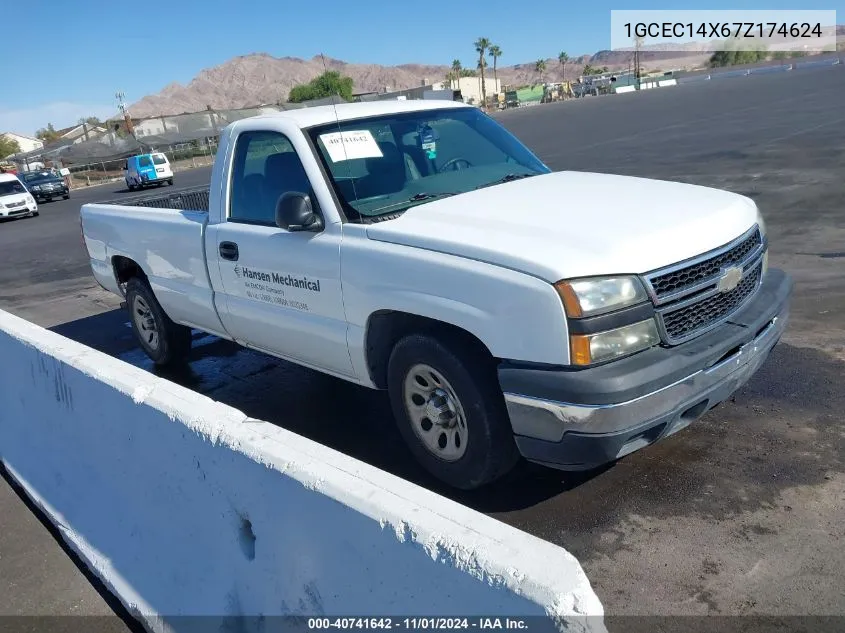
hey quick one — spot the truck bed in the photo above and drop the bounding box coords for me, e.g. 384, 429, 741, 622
99, 185, 210, 212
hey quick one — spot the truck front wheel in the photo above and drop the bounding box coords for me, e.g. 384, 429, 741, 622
387, 333, 519, 490
125, 277, 192, 367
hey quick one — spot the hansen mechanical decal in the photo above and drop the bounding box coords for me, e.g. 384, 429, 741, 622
235, 265, 321, 292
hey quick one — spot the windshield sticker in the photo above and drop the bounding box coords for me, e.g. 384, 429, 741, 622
319, 130, 383, 163
418, 124, 438, 159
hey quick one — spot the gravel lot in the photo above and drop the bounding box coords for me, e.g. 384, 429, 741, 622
1, 63, 843, 630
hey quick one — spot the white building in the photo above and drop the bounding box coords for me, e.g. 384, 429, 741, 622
57, 124, 109, 144
449, 76, 502, 105
1, 132, 44, 156
133, 116, 182, 138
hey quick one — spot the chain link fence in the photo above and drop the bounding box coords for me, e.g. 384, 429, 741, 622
8, 103, 312, 189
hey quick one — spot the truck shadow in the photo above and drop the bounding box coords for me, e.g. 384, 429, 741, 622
49, 308, 604, 512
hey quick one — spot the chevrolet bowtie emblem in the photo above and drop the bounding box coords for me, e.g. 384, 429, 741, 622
716, 266, 743, 293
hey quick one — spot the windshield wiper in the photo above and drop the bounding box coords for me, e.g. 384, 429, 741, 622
475, 173, 535, 190
369, 192, 460, 216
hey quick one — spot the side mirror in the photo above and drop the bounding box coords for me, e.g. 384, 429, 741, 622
275, 191, 323, 232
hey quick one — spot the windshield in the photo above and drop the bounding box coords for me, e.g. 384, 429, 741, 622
152, 154, 168, 165
21, 171, 57, 183
307, 106, 550, 220
0, 180, 27, 196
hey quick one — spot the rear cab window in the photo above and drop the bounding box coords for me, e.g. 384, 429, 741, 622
152, 154, 168, 165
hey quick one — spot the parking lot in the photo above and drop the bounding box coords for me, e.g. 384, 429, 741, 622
1, 64, 843, 626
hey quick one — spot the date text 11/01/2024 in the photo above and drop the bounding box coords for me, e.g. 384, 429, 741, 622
308, 618, 530, 630
623, 21, 823, 39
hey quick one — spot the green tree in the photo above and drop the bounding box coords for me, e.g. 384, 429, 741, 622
0, 135, 21, 158
288, 70, 354, 103
489, 45, 502, 88
35, 123, 60, 143
535, 59, 547, 83
451, 59, 462, 85
474, 37, 491, 105
710, 37, 768, 68
558, 51, 569, 82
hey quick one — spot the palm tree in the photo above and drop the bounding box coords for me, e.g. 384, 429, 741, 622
451, 59, 462, 88
489, 45, 502, 90
558, 51, 569, 82
474, 37, 491, 105
535, 59, 547, 84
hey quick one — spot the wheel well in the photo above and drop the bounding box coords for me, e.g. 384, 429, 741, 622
365, 311, 496, 389
112, 256, 147, 294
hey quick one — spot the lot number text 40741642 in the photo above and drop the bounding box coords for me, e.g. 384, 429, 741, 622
307, 618, 529, 630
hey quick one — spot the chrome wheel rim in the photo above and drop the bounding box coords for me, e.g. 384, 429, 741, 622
403, 363, 468, 461
132, 295, 160, 352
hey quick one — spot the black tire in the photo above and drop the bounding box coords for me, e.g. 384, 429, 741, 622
125, 277, 192, 367
168, 178, 174, 186
387, 332, 519, 490
126, 181, 135, 192
31, 211, 39, 217
63, 194, 70, 200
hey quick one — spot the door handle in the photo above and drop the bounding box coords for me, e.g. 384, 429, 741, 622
219, 241, 239, 261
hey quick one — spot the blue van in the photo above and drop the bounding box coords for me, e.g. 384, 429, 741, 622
123, 153, 174, 191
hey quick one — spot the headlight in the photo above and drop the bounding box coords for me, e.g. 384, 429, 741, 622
570, 318, 660, 366
555, 275, 648, 318
26, 195, 35, 204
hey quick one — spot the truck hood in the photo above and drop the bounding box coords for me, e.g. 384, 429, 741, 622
365, 171, 760, 281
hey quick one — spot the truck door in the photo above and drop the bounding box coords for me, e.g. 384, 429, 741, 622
208, 128, 354, 377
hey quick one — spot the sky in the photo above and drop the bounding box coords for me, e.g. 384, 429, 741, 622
1, 0, 840, 136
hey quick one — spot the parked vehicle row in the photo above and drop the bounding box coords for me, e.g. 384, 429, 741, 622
80, 99, 792, 490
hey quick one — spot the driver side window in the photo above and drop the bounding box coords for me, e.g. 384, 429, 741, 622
229, 130, 312, 225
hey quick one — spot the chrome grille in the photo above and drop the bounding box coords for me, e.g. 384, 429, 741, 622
643, 224, 767, 345
661, 263, 762, 341
649, 227, 762, 302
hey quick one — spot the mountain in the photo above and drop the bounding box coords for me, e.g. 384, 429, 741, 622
128, 29, 843, 118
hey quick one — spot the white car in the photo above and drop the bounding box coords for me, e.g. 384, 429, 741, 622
0, 173, 38, 219
80, 100, 792, 490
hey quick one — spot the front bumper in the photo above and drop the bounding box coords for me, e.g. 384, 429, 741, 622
0, 203, 37, 217
499, 268, 793, 470
33, 189, 68, 200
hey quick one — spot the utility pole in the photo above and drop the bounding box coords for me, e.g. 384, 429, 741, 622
115, 91, 135, 137
634, 36, 643, 87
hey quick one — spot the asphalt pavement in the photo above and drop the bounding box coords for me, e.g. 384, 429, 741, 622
1, 64, 843, 627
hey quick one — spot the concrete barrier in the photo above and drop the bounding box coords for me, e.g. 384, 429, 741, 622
0, 308, 605, 633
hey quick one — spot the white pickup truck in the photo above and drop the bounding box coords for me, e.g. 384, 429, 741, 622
81, 99, 792, 490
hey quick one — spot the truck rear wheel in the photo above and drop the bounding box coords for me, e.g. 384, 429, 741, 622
386, 333, 519, 490
125, 277, 192, 367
